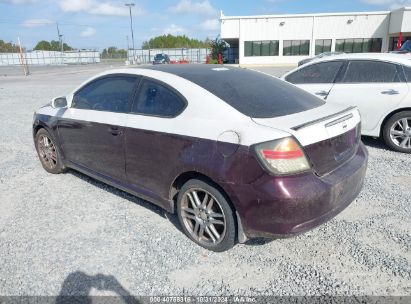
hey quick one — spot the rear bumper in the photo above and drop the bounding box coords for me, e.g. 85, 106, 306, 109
223, 142, 368, 239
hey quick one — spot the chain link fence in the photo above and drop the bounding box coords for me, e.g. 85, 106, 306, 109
128, 48, 211, 64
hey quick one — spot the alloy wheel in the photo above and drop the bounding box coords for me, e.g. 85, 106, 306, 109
180, 188, 227, 246
37, 134, 58, 170
389, 117, 411, 150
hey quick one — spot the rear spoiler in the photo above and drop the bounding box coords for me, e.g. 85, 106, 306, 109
291, 106, 357, 131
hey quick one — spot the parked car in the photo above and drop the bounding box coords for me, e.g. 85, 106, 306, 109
33, 65, 368, 251
153, 53, 170, 64
298, 52, 344, 66
282, 53, 411, 153
391, 40, 411, 54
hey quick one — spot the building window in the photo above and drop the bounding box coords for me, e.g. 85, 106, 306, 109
244, 40, 279, 56
335, 38, 382, 53
389, 36, 411, 51
315, 39, 332, 55
283, 40, 310, 56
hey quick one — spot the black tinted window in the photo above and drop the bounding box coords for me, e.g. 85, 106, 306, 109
341, 61, 400, 83
283, 40, 310, 56
144, 65, 325, 118
72, 76, 138, 112
403, 65, 411, 82
132, 78, 186, 117
286, 61, 343, 84
335, 38, 382, 53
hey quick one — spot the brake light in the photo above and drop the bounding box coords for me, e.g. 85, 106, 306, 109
254, 137, 311, 175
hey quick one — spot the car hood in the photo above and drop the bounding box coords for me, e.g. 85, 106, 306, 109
252, 102, 361, 147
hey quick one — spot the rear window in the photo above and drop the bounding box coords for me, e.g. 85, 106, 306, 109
146, 66, 324, 118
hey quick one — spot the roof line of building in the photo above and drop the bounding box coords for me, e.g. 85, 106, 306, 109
220, 7, 411, 20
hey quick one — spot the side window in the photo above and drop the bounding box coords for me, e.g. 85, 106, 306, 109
72, 76, 138, 113
341, 61, 400, 83
286, 61, 344, 84
403, 65, 411, 82
132, 78, 186, 117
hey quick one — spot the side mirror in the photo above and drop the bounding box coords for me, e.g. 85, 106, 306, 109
52, 96, 68, 108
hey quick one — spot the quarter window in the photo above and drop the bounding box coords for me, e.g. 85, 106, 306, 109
72, 76, 138, 113
315, 39, 332, 55
341, 61, 400, 83
286, 61, 344, 84
283, 40, 310, 56
132, 78, 186, 117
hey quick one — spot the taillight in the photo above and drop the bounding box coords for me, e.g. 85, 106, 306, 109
253, 137, 311, 175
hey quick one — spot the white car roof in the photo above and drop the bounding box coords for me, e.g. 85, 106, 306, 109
307, 52, 411, 66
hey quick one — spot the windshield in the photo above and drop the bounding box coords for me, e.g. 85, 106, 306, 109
154, 54, 165, 60
400, 40, 411, 51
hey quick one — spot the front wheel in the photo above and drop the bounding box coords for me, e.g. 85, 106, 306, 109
382, 111, 411, 153
176, 179, 236, 252
35, 128, 65, 173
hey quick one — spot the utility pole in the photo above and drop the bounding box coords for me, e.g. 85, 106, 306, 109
125, 3, 135, 63
56, 23, 63, 53
126, 35, 130, 62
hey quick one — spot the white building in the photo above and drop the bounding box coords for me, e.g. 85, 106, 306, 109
220, 7, 411, 65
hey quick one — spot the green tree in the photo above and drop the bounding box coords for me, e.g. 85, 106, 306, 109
142, 34, 209, 49
209, 37, 228, 60
50, 40, 60, 51
62, 43, 73, 51
101, 46, 127, 59
34, 40, 52, 51
34, 40, 74, 51
0, 40, 20, 52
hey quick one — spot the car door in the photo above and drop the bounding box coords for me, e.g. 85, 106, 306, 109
124, 77, 188, 202
326, 60, 409, 132
285, 60, 344, 99
57, 75, 140, 182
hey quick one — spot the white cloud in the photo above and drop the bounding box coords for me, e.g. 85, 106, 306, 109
163, 24, 186, 35
169, 0, 217, 16
80, 27, 96, 37
200, 18, 219, 31
21, 18, 54, 27
362, 0, 411, 9
59, 0, 145, 17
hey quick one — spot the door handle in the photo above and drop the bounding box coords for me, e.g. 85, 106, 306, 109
109, 126, 123, 136
381, 89, 399, 95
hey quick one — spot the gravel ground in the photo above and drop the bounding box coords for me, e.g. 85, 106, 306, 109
0, 64, 410, 298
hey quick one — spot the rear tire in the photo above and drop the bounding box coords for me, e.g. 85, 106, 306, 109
382, 111, 411, 153
35, 128, 65, 174
176, 179, 236, 252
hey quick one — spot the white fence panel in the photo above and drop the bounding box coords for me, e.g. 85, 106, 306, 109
0, 51, 100, 66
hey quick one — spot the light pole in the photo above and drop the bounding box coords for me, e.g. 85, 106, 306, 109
56, 23, 64, 53
125, 3, 135, 63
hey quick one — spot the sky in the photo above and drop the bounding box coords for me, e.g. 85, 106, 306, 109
0, 0, 410, 51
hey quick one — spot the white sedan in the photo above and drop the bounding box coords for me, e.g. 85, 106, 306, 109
282, 53, 411, 153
